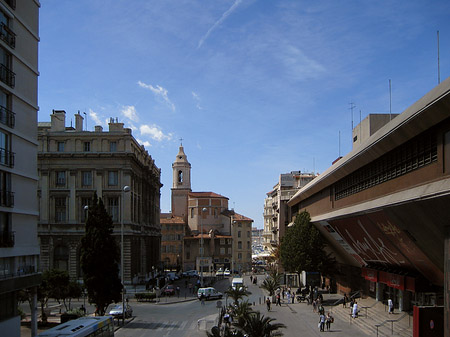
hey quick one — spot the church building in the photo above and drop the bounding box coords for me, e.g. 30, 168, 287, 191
160, 144, 253, 274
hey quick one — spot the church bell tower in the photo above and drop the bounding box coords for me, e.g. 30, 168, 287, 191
171, 143, 191, 222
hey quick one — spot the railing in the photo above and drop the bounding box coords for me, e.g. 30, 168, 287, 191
0, 147, 15, 167
0, 105, 15, 128
4, 0, 16, 10
0, 231, 14, 247
0, 23, 16, 48
0, 189, 14, 207
0, 64, 14, 88
375, 311, 410, 336
0, 265, 37, 280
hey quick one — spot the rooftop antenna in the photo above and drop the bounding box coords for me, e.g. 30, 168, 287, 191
389, 79, 392, 121
179, 137, 183, 146
349, 102, 356, 132
83, 111, 87, 130
437, 30, 441, 84
339, 130, 341, 157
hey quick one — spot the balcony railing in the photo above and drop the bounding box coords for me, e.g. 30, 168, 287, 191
0, 23, 16, 48
0, 190, 14, 207
0, 147, 14, 167
0, 64, 15, 88
4, 0, 16, 10
0, 105, 15, 128
0, 231, 14, 247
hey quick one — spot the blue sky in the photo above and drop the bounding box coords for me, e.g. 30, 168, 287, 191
38, 1, 450, 228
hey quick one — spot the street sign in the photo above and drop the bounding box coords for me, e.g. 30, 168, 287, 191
216, 300, 222, 308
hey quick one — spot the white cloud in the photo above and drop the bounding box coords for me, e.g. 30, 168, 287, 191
279, 44, 326, 80
136, 138, 151, 148
140, 124, 172, 142
121, 105, 139, 122
89, 108, 103, 126
138, 81, 175, 111
197, 0, 242, 49
192, 91, 203, 110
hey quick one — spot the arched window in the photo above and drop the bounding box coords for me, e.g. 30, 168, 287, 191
178, 170, 183, 183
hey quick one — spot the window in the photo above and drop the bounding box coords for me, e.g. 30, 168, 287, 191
228, 248, 231, 254
0, 211, 12, 247
238, 231, 241, 238
220, 248, 225, 255
0, 90, 13, 128
56, 171, 65, 186
0, 10, 15, 48
0, 170, 12, 207
54, 245, 69, 271
0, 130, 11, 166
0, 46, 14, 87
80, 197, 91, 222
238, 241, 242, 249
190, 207, 194, 218
110, 141, 117, 152
57, 142, 64, 152
238, 253, 242, 260
83, 141, 90, 152
108, 171, 118, 186
82, 171, 92, 186
178, 170, 183, 183
55, 197, 66, 222
247, 241, 250, 249
220, 238, 225, 245
247, 231, 250, 238
214, 208, 218, 218
108, 197, 119, 222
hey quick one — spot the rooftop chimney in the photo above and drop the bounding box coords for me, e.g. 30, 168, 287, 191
75, 111, 84, 131
50, 110, 66, 132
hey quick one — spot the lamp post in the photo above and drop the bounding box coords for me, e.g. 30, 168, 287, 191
200, 207, 207, 287
121, 185, 131, 325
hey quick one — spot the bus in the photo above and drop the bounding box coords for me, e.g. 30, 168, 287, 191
38, 316, 114, 337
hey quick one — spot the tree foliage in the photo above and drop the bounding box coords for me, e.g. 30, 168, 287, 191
80, 193, 122, 316
260, 276, 280, 296
280, 211, 335, 275
225, 287, 251, 306
234, 312, 286, 337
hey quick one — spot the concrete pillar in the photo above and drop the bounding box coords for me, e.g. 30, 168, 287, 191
398, 289, 404, 312
376, 282, 383, 302
444, 229, 450, 337
31, 287, 38, 337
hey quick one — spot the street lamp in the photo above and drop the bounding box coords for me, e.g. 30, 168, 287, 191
200, 207, 207, 287
121, 185, 131, 325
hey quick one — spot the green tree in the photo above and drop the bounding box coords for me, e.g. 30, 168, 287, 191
229, 300, 254, 328
225, 287, 251, 306
80, 193, 122, 316
235, 312, 286, 337
260, 277, 280, 297
280, 211, 335, 277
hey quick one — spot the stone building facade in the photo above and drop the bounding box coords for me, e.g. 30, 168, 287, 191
37, 111, 162, 285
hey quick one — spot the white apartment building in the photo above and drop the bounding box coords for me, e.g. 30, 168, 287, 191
263, 171, 315, 252
0, 1, 41, 336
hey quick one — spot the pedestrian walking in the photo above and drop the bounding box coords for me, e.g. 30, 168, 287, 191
388, 298, 394, 314
343, 293, 348, 308
250, 275, 253, 283
318, 304, 325, 316
319, 313, 326, 332
326, 312, 333, 331
276, 294, 281, 306
200, 293, 205, 305
352, 301, 359, 318
266, 297, 271, 311
313, 299, 317, 312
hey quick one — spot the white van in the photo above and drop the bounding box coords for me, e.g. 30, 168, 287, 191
231, 277, 244, 290
197, 287, 223, 300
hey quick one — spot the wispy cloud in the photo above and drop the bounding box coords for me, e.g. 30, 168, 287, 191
140, 124, 172, 142
279, 44, 326, 81
197, 0, 242, 49
138, 81, 175, 111
136, 138, 151, 148
89, 108, 104, 126
121, 105, 139, 122
192, 91, 203, 110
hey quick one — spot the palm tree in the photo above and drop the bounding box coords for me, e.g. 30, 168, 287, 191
236, 312, 286, 337
260, 277, 279, 296
225, 286, 250, 305
230, 300, 254, 328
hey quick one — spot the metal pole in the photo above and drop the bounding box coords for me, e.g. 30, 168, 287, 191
201, 207, 207, 287
121, 186, 130, 325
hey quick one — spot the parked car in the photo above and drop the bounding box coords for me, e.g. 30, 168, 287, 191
163, 284, 175, 296
109, 304, 133, 318
224, 268, 231, 276
182, 270, 198, 277
197, 287, 223, 300
166, 271, 180, 281
215, 268, 224, 276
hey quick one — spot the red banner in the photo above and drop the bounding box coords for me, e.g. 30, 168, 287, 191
406, 276, 415, 292
386, 273, 404, 290
362, 267, 378, 282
